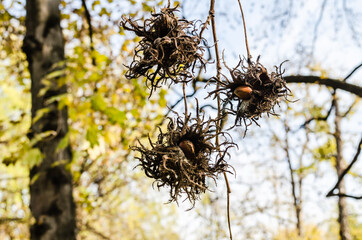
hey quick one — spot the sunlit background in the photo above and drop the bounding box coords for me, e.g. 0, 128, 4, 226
0, 0, 361, 239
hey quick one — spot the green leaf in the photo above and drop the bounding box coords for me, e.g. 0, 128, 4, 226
86, 124, 99, 148
30, 172, 41, 185
131, 108, 140, 119
142, 3, 153, 12
44, 69, 66, 80
45, 93, 70, 109
38, 78, 53, 97
56, 132, 70, 153
159, 89, 167, 107
104, 107, 126, 125
91, 93, 107, 111
51, 159, 69, 167
38, 85, 51, 97
33, 107, 50, 124
22, 148, 42, 168
89, 72, 100, 82
29, 131, 57, 147
313, 138, 336, 162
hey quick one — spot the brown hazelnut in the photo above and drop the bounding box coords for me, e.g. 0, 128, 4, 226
179, 140, 195, 159
234, 86, 252, 100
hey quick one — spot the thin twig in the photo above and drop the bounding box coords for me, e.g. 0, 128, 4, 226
200, 13, 212, 38
343, 62, 362, 82
209, 0, 232, 239
284, 120, 302, 235
84, 222, 110, 240
224, 171, 232, 238
165, 90, 198, 119
326, 136, 362, 198
330, 193, 362, 200
341, 99, 358, 118
296, 99, 335, 131
237, 0, 251, 62
311, 0, 328, 60
183, 82, 188, 121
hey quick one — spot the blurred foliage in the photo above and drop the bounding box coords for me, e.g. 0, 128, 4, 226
326, 214, 362, 240
0, 0, 179, 239
274, 221, 362, 240
273, 225, 324, 240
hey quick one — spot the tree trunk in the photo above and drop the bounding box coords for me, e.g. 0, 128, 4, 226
23, 0, 76, 239
333, 95, 351, 240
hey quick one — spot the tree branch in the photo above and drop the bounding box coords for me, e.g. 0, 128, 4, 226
297, 98, 335, 130
81, 0, 96, 66
284, 75, 362, 97
197, 75, 361, 97
283, 120, 302, 235
84, 222, 110, 240
326, 136, 362, 199
329, 193, 362, 200
344, 62, 362, 82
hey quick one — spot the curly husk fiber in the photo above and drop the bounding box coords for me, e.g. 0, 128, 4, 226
132, 113, 233, 206
121, 5, 205, 96
211, 57, 290, 130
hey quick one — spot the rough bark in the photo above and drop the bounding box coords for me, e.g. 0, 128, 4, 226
333, 95, 351, 240
23, 0, 76, 239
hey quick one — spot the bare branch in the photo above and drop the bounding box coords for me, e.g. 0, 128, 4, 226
237, 0, 251, 62
344, 62, 362, 82
166, 90, 198, 117
298, 98, 335, 130
283, 120, 302, 235
284, 76, 362, 97
341, 99, 358, 118
81, 0, 96, 66
326, 136, 362, 198
208, 0, 232, 238
329, 193, 362, 200
84, 222, 110, 240
311, 0, 328, 57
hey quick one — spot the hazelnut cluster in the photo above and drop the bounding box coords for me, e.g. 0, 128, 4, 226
211, 57, 289, 130
132, 110, 232, 205
120, 5, 205, 96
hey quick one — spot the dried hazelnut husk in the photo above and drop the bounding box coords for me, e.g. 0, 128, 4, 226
210, 56, 290, 131
120, 4, 205, 96
132, 109, 233, 206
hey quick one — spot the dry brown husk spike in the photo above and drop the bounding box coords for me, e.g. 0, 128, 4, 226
210, 56, 290, 132
132, 107, 234, 206
120, 4, 205, 97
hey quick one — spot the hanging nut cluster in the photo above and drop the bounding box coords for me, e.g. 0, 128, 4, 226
120, 5, 205, 96
132, 110, 233, 205
123, 3, 290, 205
211, 57, 290, 130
